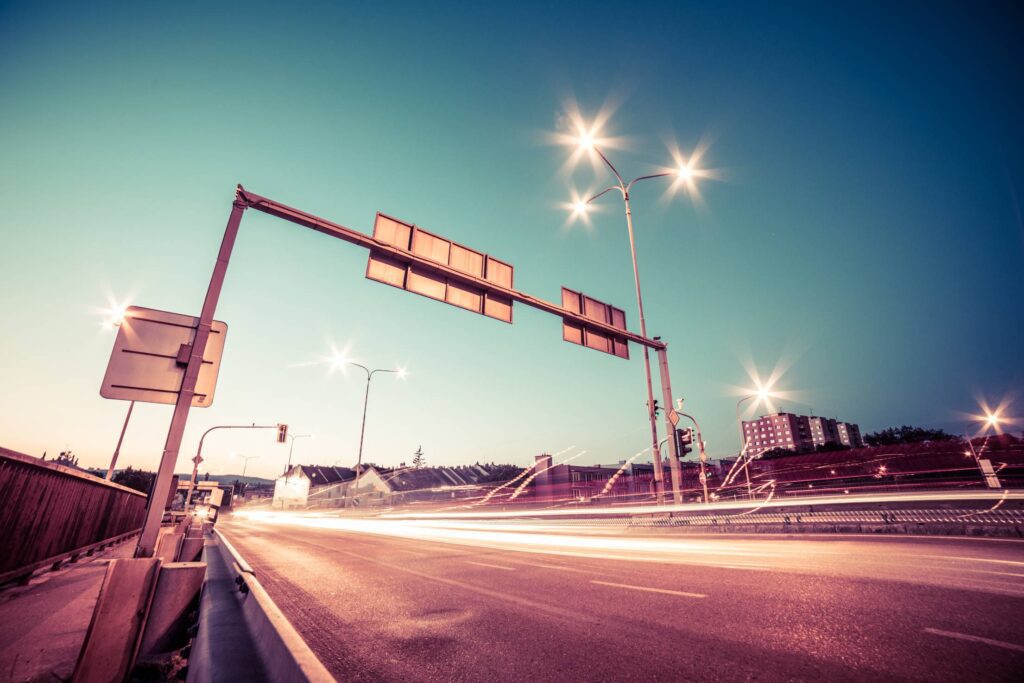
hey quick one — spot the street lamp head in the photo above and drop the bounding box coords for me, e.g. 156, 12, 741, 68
571, 199, 589, 216
577, 131, 595, 150
102, 300, 130, 330
396, 366, 408, 380
985, 411, 1001, 428
329, 351, 350, 373
677, 164, 693, 181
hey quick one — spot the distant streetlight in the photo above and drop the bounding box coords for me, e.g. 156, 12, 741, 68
964, 407, 1007, 488
735, 386, 776, 499
565, 124, 706, 505
329, 352, 407, 506
102, 298, 133, 481
286, 433, 312, 477
235, 453, 260, 479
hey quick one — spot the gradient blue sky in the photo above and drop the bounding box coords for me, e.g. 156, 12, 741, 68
1, 1, 1021, 480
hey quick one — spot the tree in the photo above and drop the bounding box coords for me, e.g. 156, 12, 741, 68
113, 466, 155, 494
864, 425, 955, 447
814, 442, 851, 453
760, 447, 797, 460
51, 450, 79, 468
411, 446, 426, 469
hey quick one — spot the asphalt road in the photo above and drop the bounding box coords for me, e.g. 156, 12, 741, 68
221, 514, 1024, 682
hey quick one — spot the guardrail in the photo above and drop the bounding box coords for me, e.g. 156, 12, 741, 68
0, 447, 147, 585
211, 528, 334, 682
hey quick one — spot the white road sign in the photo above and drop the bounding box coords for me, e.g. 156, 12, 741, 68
100, 306, 227, 407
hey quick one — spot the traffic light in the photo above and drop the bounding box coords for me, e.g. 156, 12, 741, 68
676, 428, 693, 456
277, 424, 288, 443
651, 399, 661, 417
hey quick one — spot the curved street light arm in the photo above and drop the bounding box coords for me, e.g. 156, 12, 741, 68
586, 185, 626, 204
593, 145, 626, 188
626, 172, 675, 193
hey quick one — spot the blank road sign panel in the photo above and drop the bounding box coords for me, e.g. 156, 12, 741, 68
100, 306, 227, 407
560, 287, 629, 359
366, 212, 514, 323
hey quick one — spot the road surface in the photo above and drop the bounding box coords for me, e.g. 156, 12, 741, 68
221, 513, 1024, 681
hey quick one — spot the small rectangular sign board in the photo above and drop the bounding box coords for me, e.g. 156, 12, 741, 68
561, 287, 629, 359
366, 213, 514, 323
100, 306, 227, 407
979, 459, 1001, 489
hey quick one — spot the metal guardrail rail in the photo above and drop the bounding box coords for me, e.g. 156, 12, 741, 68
208, 528, 334, 682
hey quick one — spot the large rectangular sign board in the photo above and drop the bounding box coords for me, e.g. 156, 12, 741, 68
100, 306, 227, 407
561, 288, 630, 359
366, 213, 514, 323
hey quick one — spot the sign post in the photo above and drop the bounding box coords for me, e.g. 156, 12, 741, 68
136, 191, 247, 557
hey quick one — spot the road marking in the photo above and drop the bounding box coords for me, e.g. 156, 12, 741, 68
719, 565, 769, 571
507, 560, 592, 574
912, 554, 1024, 567
465, 560, 515, 571
590, 580, 706, 599
923, 628, 1024, 653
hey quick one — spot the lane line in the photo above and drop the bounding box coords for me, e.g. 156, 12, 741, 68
590, 580, 706, 599
512, 561, 591, 573
923, 628, 1024, 653
465, 560, 515, 571
911, 554, 1024, 567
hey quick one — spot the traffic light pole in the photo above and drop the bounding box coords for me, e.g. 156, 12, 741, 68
677, 411, 710, 504
183, 424, 282, 514
656, 346, 683, 504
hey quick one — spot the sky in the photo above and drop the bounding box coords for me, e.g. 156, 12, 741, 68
1, 1, 1022, 481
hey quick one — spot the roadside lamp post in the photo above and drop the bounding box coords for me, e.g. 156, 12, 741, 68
285, 433, 312, 478
568, 134, 703, 505
964, 410, 1005, 487
237, 454, 260, 479
735, 390, 772, 499
331, 356, 407, 507
102, 301, 133, 481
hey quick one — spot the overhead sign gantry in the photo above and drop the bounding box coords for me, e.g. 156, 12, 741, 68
126, 185, 685, 557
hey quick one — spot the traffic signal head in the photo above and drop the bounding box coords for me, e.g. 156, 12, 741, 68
277, 424, 288, 443
676, 428, 693, 455
651, 399, 661, 416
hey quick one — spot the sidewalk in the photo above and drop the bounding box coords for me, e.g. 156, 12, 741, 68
0, 538, 136, 682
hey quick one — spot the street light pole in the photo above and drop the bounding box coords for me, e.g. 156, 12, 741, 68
345, 363, 402, 507
286, 433, 312, 477
238, 454, 259, 479
106, 400, 135, 480
580, 146, 689, 505
735, 395, 758, 499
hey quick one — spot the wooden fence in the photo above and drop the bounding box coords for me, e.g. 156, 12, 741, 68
0, 447, 147, 581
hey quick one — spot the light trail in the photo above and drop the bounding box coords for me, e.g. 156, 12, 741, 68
508, 450, 586, 502
372, 489, 1024, 522
474, 445, 575, 507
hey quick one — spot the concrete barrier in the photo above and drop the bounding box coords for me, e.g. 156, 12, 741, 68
211, 528, 334, 682
155, 530, 184, 563
72, 558, 161, 682
178, 536, 205, 563
139, 562, 205, 656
